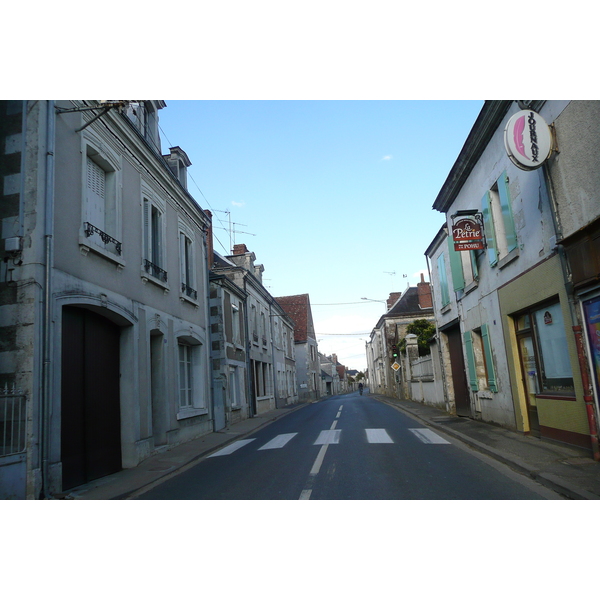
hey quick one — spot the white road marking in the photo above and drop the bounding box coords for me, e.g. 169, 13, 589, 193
299, 489, 312, 500
331, 420, 338, 429
209, 439, 256, 457
257, 433, 298, 450
365, 428, 394, 443
314, 430, 341, 445
409, 428, 451, 444
310, 445, 328, 475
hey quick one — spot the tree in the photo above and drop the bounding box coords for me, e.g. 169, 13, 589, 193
356, 371, 365, 381
399, 319, 436, 356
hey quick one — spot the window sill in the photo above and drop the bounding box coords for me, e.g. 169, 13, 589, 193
463, 280, 479, 296
176, 407, 208, 420
440, 303, 452, 314
141, 270, 170, 293
498, 247, 520, 270
79, 237, 125, 270
180, 294, 200, 308
535, 394, 577, 402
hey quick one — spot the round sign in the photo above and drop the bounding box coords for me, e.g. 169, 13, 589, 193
504, 109, 553, 171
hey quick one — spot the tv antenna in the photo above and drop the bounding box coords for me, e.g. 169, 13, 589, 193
213, 209, 256, 254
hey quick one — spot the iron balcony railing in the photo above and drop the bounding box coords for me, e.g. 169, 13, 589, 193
143, 259, 168, 283
181, 282, 198, 300
84, 222, 122, 255
0, 384, 26, 457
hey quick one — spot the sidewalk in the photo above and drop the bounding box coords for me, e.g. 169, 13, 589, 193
371, 393, 600, 500
67, 393, 600, 500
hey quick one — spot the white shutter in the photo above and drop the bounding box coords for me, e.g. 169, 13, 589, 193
87, 157, 106, 233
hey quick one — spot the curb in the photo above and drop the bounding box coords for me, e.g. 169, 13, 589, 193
371, 394, 600, 501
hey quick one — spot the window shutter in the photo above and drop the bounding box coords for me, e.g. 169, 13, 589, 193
87, 157, 106, 230
448, 235, 465, 291
143, 199, 150, 261
463, 331, 479, 391
437, 253, 450, 306
481, 191, 498, 266
470, 250, 479, 280
497, 172, 518, 253
481, 323, 498, 392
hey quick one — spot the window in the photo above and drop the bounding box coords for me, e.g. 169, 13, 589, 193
81, 140, 122, 260
515, 301, 574, 396
177, 338, 208, 417
482, 171, 518, 266
143, 198, 167, 284
178, 343, 193, 408
231, 302, 241, 344
464, 325, 498, 392
229, 366, 241, 407
180, 232, 197, 300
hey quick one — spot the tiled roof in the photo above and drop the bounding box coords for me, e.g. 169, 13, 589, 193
386, 287, 433, 317
275, 294, 314, 343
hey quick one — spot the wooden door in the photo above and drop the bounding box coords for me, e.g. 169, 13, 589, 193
446, 325, 471, 417
61, 306, 122, 490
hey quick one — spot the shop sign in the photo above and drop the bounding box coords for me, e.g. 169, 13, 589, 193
504, 109, 553, 171
452, 216, 485, 251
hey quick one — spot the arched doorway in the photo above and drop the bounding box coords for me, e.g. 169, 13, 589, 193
61, 306, 122, 490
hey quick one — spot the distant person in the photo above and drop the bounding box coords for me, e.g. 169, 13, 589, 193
358, 382, 364, 395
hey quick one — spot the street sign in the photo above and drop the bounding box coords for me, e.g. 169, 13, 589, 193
391, 362, 400, 371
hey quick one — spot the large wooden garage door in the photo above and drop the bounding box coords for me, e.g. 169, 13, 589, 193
61, 306, 122, 491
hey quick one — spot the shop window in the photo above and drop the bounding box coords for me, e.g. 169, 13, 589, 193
516, 301, 574, 396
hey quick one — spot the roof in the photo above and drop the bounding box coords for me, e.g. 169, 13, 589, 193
275, 294, 315, 343
386, 287, 432, 317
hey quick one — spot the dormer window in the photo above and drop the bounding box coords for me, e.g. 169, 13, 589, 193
163, 146, 191, 190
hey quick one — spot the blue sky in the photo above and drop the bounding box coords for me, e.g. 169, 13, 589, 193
158, 100, 484, 370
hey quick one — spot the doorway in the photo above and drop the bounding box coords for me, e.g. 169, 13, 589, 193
446, 325, 471, 417
61, 306, 122, 490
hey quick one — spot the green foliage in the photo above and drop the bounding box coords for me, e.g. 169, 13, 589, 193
356, 372, 365, 381
398, 319, 436, 356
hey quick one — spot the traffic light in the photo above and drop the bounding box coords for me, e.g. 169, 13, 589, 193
391, 344, 399, 359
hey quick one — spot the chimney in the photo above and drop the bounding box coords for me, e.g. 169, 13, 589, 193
233, 243, 249, 255
387, 292, 401, 310
204, 210, 214, 269
417, 273, 433, 308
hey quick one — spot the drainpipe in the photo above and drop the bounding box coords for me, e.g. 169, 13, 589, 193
40, 101, 55, 498
541, 161, 600, 460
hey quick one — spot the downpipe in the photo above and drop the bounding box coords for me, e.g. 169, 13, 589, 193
40, 100, 55, 498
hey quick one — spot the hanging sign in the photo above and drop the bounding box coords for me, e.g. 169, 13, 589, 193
504, 109, 553, 171
452, 215, 485, 251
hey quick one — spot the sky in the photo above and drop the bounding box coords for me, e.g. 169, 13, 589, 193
157, 100, 484, 371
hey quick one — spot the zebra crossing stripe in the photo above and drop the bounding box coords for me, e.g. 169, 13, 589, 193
409, 428, 451, 444
365, 428, 394, 443
209, 439, 256, 457
258, 433, 298, 450
314, 430, 341, 445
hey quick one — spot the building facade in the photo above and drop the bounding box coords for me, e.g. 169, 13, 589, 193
427, 100, 599, 455
0, 100, 214, 498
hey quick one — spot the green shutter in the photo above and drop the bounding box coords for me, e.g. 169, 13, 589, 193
448, 235, 465, 291
481, 323, 498, 392
481, 191, 498, 266
463, 331, 479, 391
470, 250, 479, 280
497, 171, 518, 253
438, 253, 450, 306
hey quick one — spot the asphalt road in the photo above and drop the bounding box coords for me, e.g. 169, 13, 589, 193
138, 392, 562, 500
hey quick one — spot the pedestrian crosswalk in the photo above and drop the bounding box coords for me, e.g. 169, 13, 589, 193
208, 427, 451, 457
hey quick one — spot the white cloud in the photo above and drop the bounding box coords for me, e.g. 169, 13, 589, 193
381, 155, 392, 161
231, 201, 245, 207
